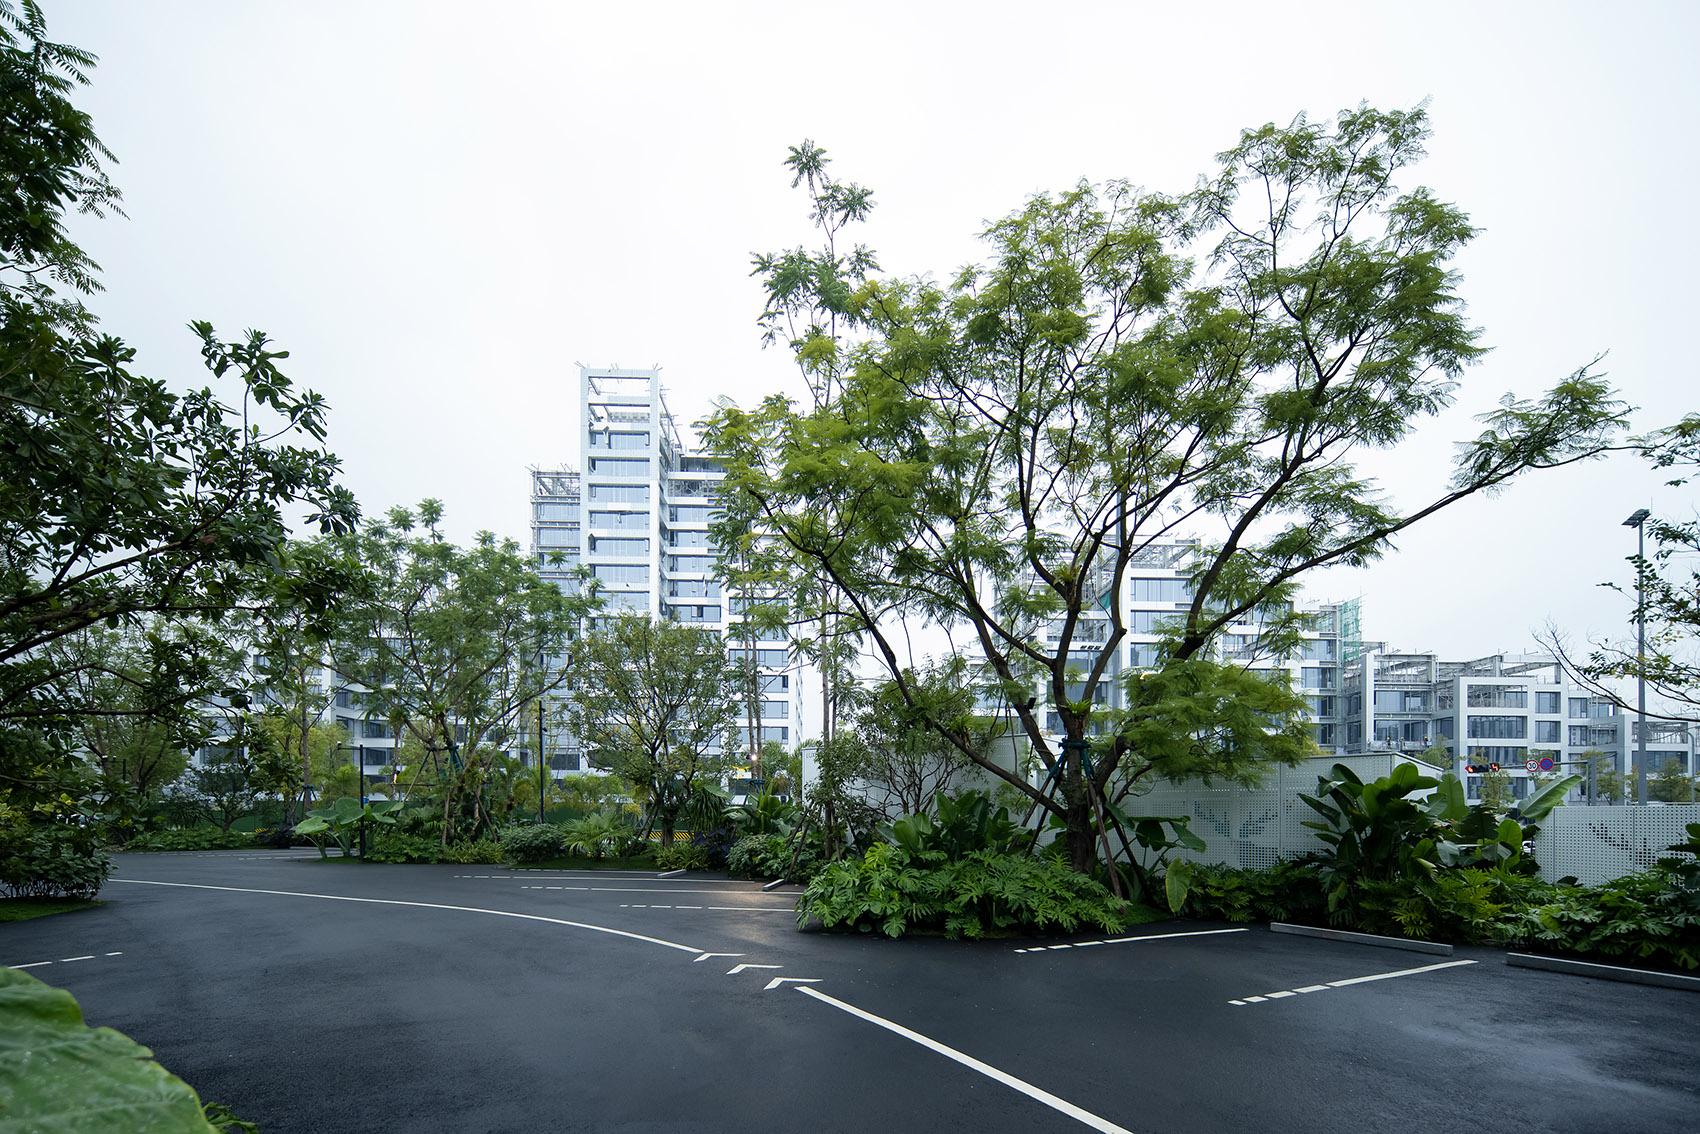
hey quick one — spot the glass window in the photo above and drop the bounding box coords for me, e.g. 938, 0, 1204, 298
760, 700, 789, 719
1466, 715, 1528, 739
670, 555, 714, 573
1129, 577, 1194, 602
729, 647, 790, 668
536, 526, 577, 548
535, 501, 580, 520
760, 674, 788, 692
760, 726, 789, 744
588, 457, 648, 476
589, 511, 649, 531
1534, 720, 1561, 743
1535, 691, 1561, 715
667, 604, 721, 623
587, 484, 649, 503
1569, 698, 1590, 719
1467, 685, 1527, 709
589, 536, 649, 556
593, 564, 650, 584
590, 431, 650, 450
669, 529, 710, 548
1299, 638, 1338, 661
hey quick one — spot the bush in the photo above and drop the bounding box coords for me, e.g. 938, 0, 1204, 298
254, 825, 296, 849
126, 827, 258, 852
443, 839, 503, 865
498, 823, 565, 864
728, 833, 824, 881
655, 844, 710, 871
799, 844, 1132, 939
1500, 866, 1700, 970
0, 826, 111, 901
367, 832, 445, 864
1179, 860, 1327, 925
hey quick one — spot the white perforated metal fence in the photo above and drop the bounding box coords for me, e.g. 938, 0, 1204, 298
1532, 805, 1699, 885
1117, 756, 1699, 883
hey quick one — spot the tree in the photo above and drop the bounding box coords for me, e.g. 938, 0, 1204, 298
843, 657, 1000, 822
705, 108, 1627, 872
331, 502, 596, 843
569, 614, 737, 847
1650, 756, 1697, 804
0, 2, 357, 894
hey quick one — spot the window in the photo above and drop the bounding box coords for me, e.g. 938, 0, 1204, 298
589, 511, 649, 531
334, 690, 354, 708
588, 457, 648, 476
670, 555, 714, 573
1128, 577, 1193, 602
1434, 716, 1455, 739
730, 596, 788, 616
590, 431, 650, 450
588, 484, 649, 503
535, 501, 579, 520
760, 727, 789, 744
1373, 690, 1427, 713
1129, 610, 1184, 634
670, 504, 719, 524
1299, 638, 1338, 661
1466, 715, 1528, 739
1569, 698, 1591, 719
1533, 719, 1561, 744
760, 700, 789, 719
669, 529, 709, 548
601, 593, 647, 613
668, 604, 720, 623
760, 674, 789, 692
1128, 642, 1168, 667
730, 647, 790, 668
589, 537, 648, 556
361, 720, 387, 740
671, 579, 721, 599
593, 563, 650, 584
536, 525, 577, 548
1300, 667, 1336, 691
1307, 696, 1334, 717
1467, 685, 1526, 709
1535, 691, 1561, 715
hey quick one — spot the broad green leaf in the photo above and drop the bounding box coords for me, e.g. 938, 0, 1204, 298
0, 967, 217, 1132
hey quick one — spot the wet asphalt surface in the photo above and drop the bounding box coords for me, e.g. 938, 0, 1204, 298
4, 850, 1695, 1134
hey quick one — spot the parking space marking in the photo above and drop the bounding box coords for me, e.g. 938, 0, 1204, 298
619, 903, 794, 913
1228, 959, 1477, 1005
1013, 927, 1249, 953
795, 986, 1136, 1134
7, 951, 124, 972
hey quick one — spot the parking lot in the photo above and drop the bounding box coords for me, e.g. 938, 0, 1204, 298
5, 851, 1695, 1133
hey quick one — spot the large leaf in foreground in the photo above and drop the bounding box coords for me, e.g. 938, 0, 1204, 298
0, 966, 215, 1132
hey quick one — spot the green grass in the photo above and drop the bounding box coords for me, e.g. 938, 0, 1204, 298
0, 897, 103, 923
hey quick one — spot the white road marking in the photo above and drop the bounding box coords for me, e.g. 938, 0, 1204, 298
1015, 927, 1250, 954
795, 987, 1136, 1134
726, 963, 782, 975
693, 953, 745, 963
106, 879, 704, 954
1229, 959, 1478, 1005
59, 955, 95, 962
764, 977, 820, 990
10, 961, 52, 969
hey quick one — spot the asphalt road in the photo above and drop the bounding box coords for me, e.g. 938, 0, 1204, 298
4, 851, 1695, 1133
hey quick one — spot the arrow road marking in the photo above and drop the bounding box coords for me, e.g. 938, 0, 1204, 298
764, 977, 821, 991
693, 953, 744, 963
726, 963, 783, 975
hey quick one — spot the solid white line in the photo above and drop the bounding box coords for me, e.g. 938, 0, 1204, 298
9, 962, 52, 969
796, 987, 1136, 1134
106, 952, 122, 956
1098, 928, 1250, 946
59, 955, 95, 962
106, 879, 703, 954
1325, 959, 1476, 988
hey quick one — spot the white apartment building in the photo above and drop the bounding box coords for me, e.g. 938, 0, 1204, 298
528, 367, 807, 772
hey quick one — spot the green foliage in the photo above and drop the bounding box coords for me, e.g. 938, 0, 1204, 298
498, 822, 565, 864
560, 808, 636, 859
570, 614, 737, 847
654, 843, 710, 871
727, 833, 823, 881
876, 790, 1024, 859
0, 964, 218, 1132
1501, 867, 1700, 971
799, 843, 1136, 939
1175, 861, 1326, 924
442, 838, 503, 865
293, 797, 400, 859
126, 827, 258, 852
366, 831, 446, 864
724, 791, 799, 837
710, 109, 1626, 874
0, 822, 109, 900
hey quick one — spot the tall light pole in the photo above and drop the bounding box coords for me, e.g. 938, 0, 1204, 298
1623, 509, 1650, 805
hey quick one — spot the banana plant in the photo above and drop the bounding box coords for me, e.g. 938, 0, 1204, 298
294, 797, 402, 859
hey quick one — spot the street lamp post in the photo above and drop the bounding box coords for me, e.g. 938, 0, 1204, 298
538, 696, 547, 825
1623, 509, 1650, 806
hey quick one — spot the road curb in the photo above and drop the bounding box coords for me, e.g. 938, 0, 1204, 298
1269, 922, 1453, 956
1505, 952, 1700, 992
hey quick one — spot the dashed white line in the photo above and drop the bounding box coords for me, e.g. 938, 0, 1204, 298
1228, 959, 1478, 1005
59, 955, 95, 962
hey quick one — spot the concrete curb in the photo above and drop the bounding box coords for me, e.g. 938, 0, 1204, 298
1505, 952, 1700, 992
1269, 922, 1453, 956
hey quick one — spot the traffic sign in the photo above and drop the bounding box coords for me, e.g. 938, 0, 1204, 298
1538, 756, 1555, 772
1525, 760, 1538, 772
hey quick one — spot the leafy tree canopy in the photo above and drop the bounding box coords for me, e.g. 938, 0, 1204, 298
706, 107, 1628, 871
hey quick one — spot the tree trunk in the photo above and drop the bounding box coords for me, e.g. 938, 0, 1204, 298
1065, 795, 1096, 873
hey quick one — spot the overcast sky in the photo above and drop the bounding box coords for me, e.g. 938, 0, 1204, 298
46, 0, 1699, 669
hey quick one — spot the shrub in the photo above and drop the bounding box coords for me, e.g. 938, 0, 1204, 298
655, 843, 710, 871
0, 826, 111, 901
126, 828, 258, 852
499, 823, 566, 864
1500, 859, 1700, 970
1179, 860, 1327, 924
443, 839, 503, 865
727, 833, 823, 881
254, 825, 296, 849
367, 832, 445, 864
799, 844, 1131, 939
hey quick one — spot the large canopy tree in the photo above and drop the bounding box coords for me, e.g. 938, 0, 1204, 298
330, 502, 597, 842
569, 613, 738, 848
705, 107, 1628, 872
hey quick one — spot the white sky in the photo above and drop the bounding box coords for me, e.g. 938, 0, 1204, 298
47, 0, 1699, 666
